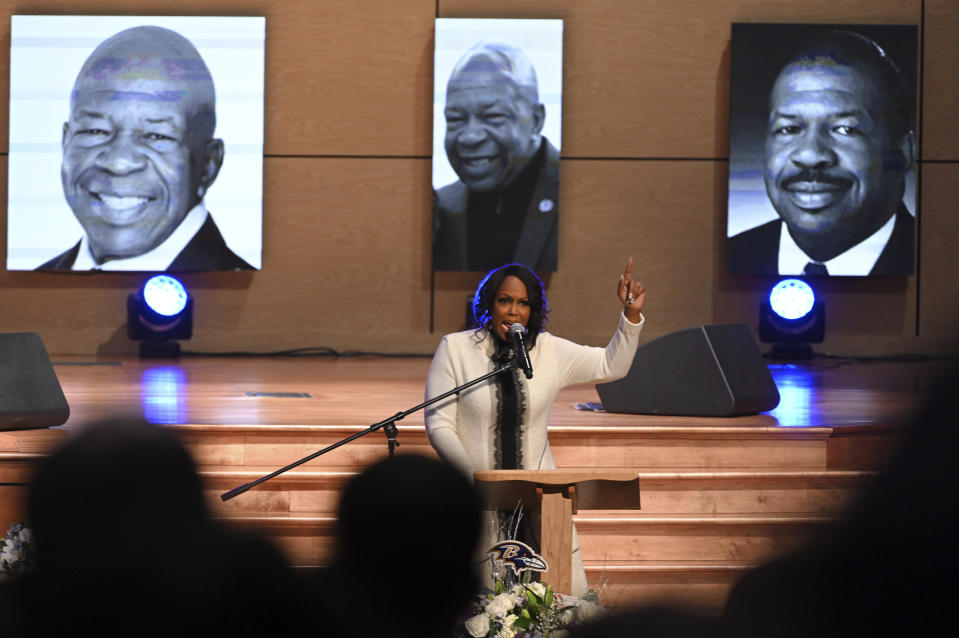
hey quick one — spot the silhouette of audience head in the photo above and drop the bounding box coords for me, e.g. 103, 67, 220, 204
13, 416, 314, 637
28, 416, 207, 569
327, 453, 483, 638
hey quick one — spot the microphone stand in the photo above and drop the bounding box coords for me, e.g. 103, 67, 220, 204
221, 360, 518, 501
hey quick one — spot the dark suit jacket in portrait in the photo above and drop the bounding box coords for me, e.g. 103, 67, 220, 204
727, 205, 914, 276
37, 214, 254, 272
433, 138, 559, 272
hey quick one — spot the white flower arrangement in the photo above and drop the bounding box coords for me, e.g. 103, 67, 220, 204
465, 508, 606, 637
461, 580, 604, 638
0, 522, 35, 580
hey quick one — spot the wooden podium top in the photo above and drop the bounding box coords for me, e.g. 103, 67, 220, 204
473, 469, 641, 512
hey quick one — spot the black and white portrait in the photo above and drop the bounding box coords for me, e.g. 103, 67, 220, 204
6, 15, 265, 272
432, 18, 563, 272
726, 24, 918, 277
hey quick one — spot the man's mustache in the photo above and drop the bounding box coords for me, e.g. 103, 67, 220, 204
780, 170, 852, 190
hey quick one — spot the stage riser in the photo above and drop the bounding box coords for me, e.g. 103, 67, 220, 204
257, 534, 334, 568
577, 518, 833, 562
220, 516, 832, 566
202, 472, 872, 518
826, 431, 903, 469
222, 517, 336, 566
633, 485, 857, 515
587, 570, 746, 613
0, 486, 27, 532
176, 431, 436, 468
174, 428, 836, 471
0, 458, 42, 483
204, 475, 351, 516
550, 438, 830, 469
282, 564, 748, 613
0, 424, 880, 479
0, 430, 68, 459
207, 486, 342, 517
621, 474, 871, 515
283, 566, 751, 614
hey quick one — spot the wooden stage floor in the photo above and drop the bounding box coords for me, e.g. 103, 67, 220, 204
43, 354, 943, 432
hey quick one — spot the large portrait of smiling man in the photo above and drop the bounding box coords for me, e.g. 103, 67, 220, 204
6, 15, 265, 272
726, 24, 918, 277
432, 18, 563, 272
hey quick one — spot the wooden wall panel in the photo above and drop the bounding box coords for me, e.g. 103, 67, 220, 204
923, 0, 959, 160
439, 0, 921, 158
260, 0, 436, 156
0, 0, 436, 156
919, 164, 959, 338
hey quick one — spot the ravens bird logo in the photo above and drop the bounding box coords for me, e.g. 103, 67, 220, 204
488, 540, 549, 575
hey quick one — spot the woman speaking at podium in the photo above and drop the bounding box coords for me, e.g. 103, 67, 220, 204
424, 259, 646, 595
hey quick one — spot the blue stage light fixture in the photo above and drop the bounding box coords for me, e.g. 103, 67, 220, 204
128, 275, 193, 358
769, 279, 815, 320
759, 278, 824, 359
143, 276, 190, 317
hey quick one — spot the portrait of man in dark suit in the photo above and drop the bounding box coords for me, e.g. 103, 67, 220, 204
34, 25, 254, 272
727, 25, 917, 277
432, 26, 562, 273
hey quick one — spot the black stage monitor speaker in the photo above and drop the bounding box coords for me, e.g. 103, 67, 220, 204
596, 323, 779, 417
0, 332, 70, 430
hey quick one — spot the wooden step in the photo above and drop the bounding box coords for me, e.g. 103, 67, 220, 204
218, 515, 335, 566
0, 485, 28, 532
173, 424, 436, 468
0, 428, 68, 458
606, 469, 873, 515
201, 467, 874, 517
576, 513, 835, 563
0, 419, 896, 480
0, 453, 48, 483
0, 442, 60, 529
172, 422, 840, 472
287, 561, 748, 612
286, 561, 749, 613
217, 512, 835, 568
203, 467, 356, 517
584, 560, 751, 612
549, 425, 835, 469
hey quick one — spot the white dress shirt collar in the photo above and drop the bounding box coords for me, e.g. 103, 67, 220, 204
777, 212, 898, 276
72, 203, 208, 271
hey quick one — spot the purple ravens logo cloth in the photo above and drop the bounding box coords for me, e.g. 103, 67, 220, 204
488, 540, 548, 575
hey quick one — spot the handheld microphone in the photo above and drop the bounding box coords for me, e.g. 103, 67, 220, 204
508, 323, 533, 379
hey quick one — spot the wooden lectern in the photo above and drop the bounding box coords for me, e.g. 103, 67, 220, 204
473, 470, 641, 595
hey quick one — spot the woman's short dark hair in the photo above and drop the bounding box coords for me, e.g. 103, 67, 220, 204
471, 263, 549, 347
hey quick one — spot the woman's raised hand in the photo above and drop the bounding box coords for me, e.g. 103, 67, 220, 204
617, 257, 646, 322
